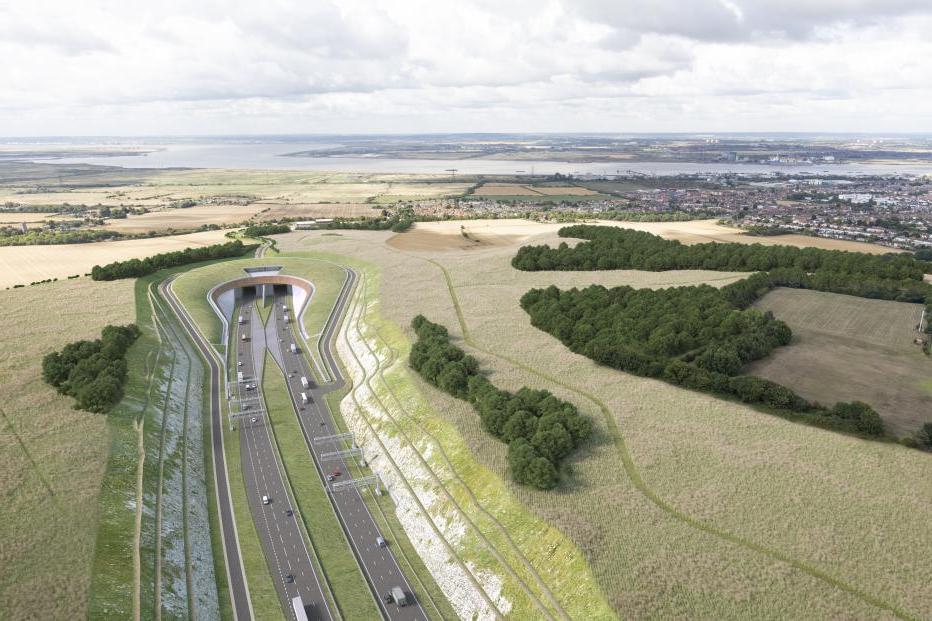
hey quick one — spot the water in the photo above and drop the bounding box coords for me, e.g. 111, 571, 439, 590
15, 139, 932, 176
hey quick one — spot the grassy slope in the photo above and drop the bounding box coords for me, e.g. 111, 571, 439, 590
261, 352, 379, 621
0, 277, 134, 621
275, 230, 932, 620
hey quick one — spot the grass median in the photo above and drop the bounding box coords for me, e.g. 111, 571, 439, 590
261, 351, 379, 621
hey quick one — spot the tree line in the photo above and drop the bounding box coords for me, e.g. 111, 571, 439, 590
324, 207, 420, 233
42, 324, 141, 413
243, 223, 291, 237
409, 315, 591, 489
91, 240, 256, 280
520, 285, 884, 436
512, 225, 931, 282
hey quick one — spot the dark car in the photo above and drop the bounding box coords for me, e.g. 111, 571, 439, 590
384, 592, 394, 604
285, 574, 294, 584
285, 508, 293, 516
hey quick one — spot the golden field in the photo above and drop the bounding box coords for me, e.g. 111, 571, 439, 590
0, 229, 231, 288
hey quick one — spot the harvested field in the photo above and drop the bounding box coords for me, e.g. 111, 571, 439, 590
103, 205, 261, 232
275, 228, 932, 620
0, 229, 231, 288
253, 202, 376, 221
748, 287, 932, 434
0, 212, 57, 224
0, 277, 135, 620
384, 218, 903, 255
532, 186, 599, 196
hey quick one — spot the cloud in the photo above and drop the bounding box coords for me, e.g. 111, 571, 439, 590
1, 0, 931, 134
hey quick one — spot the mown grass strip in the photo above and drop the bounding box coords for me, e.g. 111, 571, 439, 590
261, 351, 378, 621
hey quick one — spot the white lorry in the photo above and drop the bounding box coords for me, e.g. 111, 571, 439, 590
290, 343, 297, 354
300, 376, 309, 389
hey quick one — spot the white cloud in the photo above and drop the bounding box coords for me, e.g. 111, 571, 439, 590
1, 0, 930, 134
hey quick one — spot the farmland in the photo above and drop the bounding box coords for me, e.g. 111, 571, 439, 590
0, 277, 135, 620
749, 287, 932, 434
0, 229, 232, 288
276, 225, 932, 620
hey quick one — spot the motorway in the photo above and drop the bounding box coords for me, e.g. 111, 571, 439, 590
235, 298, 333, 620
266, 276, 428, 621
163, 266, 431, 621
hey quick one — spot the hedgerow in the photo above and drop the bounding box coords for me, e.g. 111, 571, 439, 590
90, 240, 256, 281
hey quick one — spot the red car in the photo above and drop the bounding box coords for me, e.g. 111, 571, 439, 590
330, 469, 341, 477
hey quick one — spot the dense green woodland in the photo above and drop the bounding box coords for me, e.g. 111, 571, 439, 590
324, 207, 418, 233
91, 240, 256, 280
409, 316, 591, 489
242, 223, 291, 237
42, 324, 141, 413
510, 225, 931, 437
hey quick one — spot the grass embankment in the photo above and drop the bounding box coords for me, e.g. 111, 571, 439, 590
0, 277, 134, 620
90, 267, 224, 620
324, 254, 615, 620
261, 352, 378, 621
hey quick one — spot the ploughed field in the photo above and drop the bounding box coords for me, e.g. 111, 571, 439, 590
749, 287, 932, 434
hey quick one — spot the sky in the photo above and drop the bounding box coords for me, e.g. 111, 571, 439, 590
2, 0, 932, 136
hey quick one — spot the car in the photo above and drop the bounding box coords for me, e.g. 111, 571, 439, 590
262, 495, 270, 505
376, 536, 387, 548
285, 574, 294, 584
384, 592, 394, 604
251, 417, 257, 423
237, 361, 243, 367
285, 508, 293, 516
330, 469, 341, 477
327, 474, 334, 482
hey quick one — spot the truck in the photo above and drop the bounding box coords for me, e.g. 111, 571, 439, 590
300, 376, 309, 389
237, 371, 244, 382
290, 343, 297, 354
301, 392, 308, 404
391, 587, 408, 607
238, 315, 244, 325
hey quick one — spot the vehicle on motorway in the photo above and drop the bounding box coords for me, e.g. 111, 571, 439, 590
242, 333, 247, 341
300, 376, 309, 388
285, 574, 294, 584
237, 361, 243, 367
384, 592, 393, 604
238, 314, 244, 324
251, 417, 257, 423
301, 392, 308, 404
327, 474, 334, 482
331, 469, 341, 477
237, 371, 244, 382
376, 536, 387, 548
392, 586, 408, 607
285, 508, 293, 516
262, 495, 270, 505
290, 343, 297, 353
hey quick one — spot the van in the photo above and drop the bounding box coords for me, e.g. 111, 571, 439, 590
237, 371, 244, 382
241, 333, 247, 342
238, 315, 244, 324
376, 536, 386, 548
300, 376, 309, 389
301, 392, 308, 404
290, 343, 297, 354
262, 495, 270, 505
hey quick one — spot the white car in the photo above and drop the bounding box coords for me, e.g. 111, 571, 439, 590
262, 495, 270, 505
